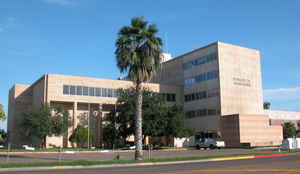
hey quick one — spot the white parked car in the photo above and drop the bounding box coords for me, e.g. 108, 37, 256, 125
195, 138, 225, 149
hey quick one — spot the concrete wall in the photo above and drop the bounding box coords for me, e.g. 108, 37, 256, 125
239, 114, 282, 146
8, 74, 183, 147
32, 77, 45, 108
151, 56, 184, 86
46, 74, 183, 105
8, 84, 32, 146
220, 114, 241, 147
221, 114, 282, 147
173, 43, 220, 132
218, 42, 264, 116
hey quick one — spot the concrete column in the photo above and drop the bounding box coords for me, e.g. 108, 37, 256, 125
88, 103, 91, 148
73, 102, 78, 130
96, 104, 103, 147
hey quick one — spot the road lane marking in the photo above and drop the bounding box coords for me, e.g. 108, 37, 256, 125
211, 155, 255, 161
52, 166, 74, 169
159, 169, 300, 174
138, 162, 155, 166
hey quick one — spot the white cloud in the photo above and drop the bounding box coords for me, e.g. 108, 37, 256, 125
42, 0, 75, 6
264, 87, 300, 102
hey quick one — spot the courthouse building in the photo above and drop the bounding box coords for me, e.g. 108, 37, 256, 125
8, 41, 300, 147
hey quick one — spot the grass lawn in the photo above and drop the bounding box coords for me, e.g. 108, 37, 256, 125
0, 149, 300, 168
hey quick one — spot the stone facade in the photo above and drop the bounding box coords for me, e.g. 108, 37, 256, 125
9, 41, 298, 147
152, 41, 284, 147
220, 114, 282, 147
8, 74, 182, 147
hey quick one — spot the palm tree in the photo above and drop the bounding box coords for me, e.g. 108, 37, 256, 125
115, 17, 163, 160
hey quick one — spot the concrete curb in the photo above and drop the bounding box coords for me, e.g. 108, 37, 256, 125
0, 152, 299, 172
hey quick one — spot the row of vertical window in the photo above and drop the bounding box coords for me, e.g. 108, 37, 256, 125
184, 71, 219, 86
63, 85, 118, 98
63, 85, 176, 102
186, 108, 221, 119
161, 93, 176, 102
184, 90, 219, 102
183, 53, 217, 70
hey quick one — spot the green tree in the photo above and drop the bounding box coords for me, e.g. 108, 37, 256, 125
0, 104, 6, 142
283, 122, 296, 138
0, 129, 7, 142
113, 88, 166, 144
263, 102, 271, 110
297, 121, 300, 136
142, 90, 167, 139
22, 105, 72, 147
51, 105, 73, 142
102, 124, 115, 148
115, 17, 163, 160
0, 104, 6, 123
69, 125, 93, 148
164, 104, 193, 145
108, 88, 192, 147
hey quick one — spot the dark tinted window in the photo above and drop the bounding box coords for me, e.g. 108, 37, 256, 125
63, 85, 70, 95
95, 88, 101, 96
83, 87, 89, 96
89, 87, 95, 96
102, 88, 107, 97
112, 89, 118, 97
108, 89, 112, 97
70, 86, 76, 95
77, 86, 82, 95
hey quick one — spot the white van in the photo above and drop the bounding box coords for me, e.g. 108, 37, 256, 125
195, 138, 225, 149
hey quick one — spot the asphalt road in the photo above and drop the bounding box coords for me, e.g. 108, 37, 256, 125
2, 155, 300, 174
0, 148, 278, 163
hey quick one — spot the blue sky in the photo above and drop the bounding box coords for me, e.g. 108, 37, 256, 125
0, 0, 300, 130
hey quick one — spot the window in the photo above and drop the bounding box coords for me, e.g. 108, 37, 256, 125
184, 53, 217, 71
102, 88, 107, 97
208, 109, 217, 115
184, 78, 195, 86
95, 88, 101, 97
63, 85, 70, 95
199, 91, 207, 99
83, 87, 89, 96
208, 90, 219, 98
191, 93, 195, 101
77, 86, 82, 95
165, 93, 176, 102
167, 94, 171, 101
62, 85, 119, 98
186, 111, 196, 119
70, 86, 76, 95
89, 87, 95, 96
183, 62, 193, 70
198, 109, 207, 116
171, 94, 176, 101
108, 89, 112, 97
112, 89, 118, 97
184, 95, 188, 102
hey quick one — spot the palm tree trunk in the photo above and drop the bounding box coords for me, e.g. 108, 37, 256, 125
135, 82, 143, 160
